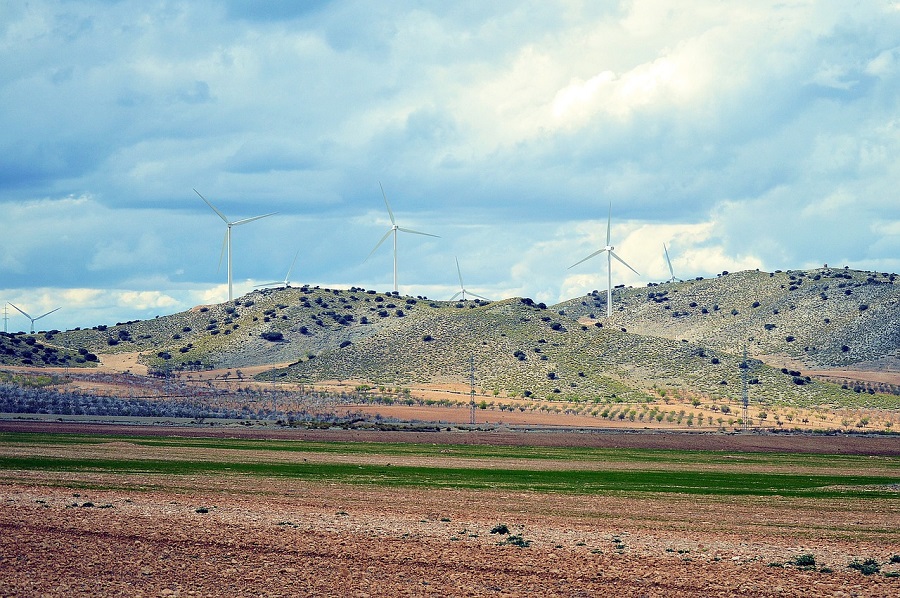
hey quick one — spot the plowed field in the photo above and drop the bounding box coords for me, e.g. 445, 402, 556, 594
0, 422, 897, 597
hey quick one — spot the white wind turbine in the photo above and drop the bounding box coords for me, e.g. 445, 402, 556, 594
450, 257, 489, 301
9, 303, 60, 334
366, 182, 439, 293
194, 189, 277, 302
255, 250, 300, 289
568, 204, 640, 318
663, 243, 682, 283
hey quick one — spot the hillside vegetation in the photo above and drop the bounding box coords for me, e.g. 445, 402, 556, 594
11, 267, 899, 410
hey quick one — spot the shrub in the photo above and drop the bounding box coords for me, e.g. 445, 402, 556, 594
261, 331, 284, 342
501, 534, 531, 547
791, 554, 816, 569
490, 524, 510, 535
848, 558, 880, 575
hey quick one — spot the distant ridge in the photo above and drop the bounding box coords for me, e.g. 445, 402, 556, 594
7, 267, 898, 407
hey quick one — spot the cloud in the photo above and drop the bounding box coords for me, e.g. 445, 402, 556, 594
1, 1, 899, 331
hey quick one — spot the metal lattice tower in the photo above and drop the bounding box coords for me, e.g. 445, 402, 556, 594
741, 345, 749, 432
469, 355, 476, 425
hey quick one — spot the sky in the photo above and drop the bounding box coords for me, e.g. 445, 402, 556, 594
2, 0, 900, 333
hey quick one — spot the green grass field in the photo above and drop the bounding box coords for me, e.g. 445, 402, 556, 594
1, 431, 897, 500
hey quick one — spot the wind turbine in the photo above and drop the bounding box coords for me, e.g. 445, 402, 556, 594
9, 303, 60, 334
194, 189, 277, 302
568, 204, 639, 318
255, 249, 300, 289
450, 257, 489, 301
663, 243, 682, 283
366, 182, 439, 293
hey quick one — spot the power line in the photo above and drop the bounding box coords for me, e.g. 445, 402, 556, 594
741, 344, 749, 432
469, 354, 476, 425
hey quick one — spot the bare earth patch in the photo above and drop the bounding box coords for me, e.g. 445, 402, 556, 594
0, 423, 897, 596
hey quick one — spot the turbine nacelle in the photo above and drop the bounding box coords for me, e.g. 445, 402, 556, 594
568, 203, 639, 318
450, 257, 489, 302
195, 188, 276, 302
9, 303, 61, 334
368, 182, 439, 293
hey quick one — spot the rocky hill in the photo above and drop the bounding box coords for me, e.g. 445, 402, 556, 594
10, 267, 899, 407
556, 267, 899, 368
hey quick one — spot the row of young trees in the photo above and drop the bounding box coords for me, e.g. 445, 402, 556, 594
0, 381, 370, 423
0, 383, 261, 420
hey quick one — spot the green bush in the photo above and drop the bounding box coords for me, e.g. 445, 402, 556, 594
848, 558, 880, 575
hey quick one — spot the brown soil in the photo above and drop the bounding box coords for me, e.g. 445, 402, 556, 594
1, 423, 898, 596
1, 421, 899, 456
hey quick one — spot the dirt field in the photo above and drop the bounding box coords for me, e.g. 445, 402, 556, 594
6, 350, 899, 432
0, 423, 898, 596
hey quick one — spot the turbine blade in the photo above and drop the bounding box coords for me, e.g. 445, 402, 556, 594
455, 257, 464, 288
194, 189, 229, 223
469, 292, 490, 301
397, 227, 439, 238
285, 249, 300, 283
379, 182, 396, 225
450, 291, 462, 301
610, 250, 640, 276
365, 229, 393, 261
217, 231, 227, 273
664, 243, 675, 279
232, 212, 277, 226
35, 307, 61, 320
606, 203, 612, 246
8, 303, 31, 320
568, 248, 608, 269
254, 281, 281, 288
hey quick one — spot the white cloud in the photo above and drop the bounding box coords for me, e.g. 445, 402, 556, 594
1, 1, 899, 331
117, 291, 179, 311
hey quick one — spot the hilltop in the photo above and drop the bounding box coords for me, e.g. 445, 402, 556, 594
9, 266, 891, 411
556, 267, 899, 369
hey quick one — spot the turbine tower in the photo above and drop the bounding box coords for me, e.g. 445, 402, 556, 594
568, 204, 639, 318
255, 249, 300, 289
366, 182, 439, 293
9, 303, 60, 334
194, 189, 277, 302
450, 257, 489, 301
664, 243, 682, 283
